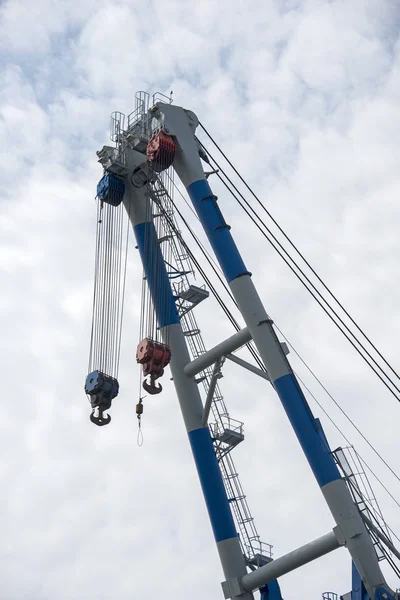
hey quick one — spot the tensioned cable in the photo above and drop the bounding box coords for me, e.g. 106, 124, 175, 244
196, 139, 400, 404
161, 171, 400, 570
88, 194, 129, 382
298, 372, 400, 546
156, 179, 266, 371
165, 174, 400, 499
277, 326, 400, 486
199, 122, 400, 387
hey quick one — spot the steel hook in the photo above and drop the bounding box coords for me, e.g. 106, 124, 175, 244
142, 374, 162, 395
90, 407, 111, 426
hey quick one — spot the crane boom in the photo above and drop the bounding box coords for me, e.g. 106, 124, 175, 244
92, 92, 398, 600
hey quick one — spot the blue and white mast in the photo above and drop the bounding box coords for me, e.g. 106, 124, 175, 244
148, 102, 396, 600
120, 145, 254, 600
93, 94, 398, 600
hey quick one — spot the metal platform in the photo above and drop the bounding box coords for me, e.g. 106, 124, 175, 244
178, 284, 210, 305
140, 158, 273, 569
214, 427, 244, 448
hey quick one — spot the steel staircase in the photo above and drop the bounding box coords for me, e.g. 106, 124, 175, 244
149, 174, 272, 566
108, 96, 273, 567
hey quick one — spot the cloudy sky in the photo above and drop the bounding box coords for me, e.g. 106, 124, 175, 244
1, 0, 400, 599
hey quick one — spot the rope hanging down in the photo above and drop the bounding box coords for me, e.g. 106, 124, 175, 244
85, 174, 128, 426
135, 130, 175, 404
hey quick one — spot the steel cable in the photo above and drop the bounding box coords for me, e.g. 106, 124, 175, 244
195, 137, 400, 404
199, 122, 400, 387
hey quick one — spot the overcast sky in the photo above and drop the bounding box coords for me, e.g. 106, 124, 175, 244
1, 1, 400, 599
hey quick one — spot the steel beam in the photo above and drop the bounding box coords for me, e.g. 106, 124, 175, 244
123, 175, 253, 600
225, 353, 271, 382
156, 100, 397, 600
201, 357, 223, 427
240, 531, 341, 592
184, 327, 252, 378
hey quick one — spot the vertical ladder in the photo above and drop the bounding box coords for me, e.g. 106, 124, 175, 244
149, 174, 273, 566
333, 446, 398, 569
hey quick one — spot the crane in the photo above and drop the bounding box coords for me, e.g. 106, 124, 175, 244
85, 90, 400, 600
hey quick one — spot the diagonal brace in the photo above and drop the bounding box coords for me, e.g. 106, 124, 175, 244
222, 529, 344, 598
201, 357, 223, 427
225, 353, 271, 382
184, 327, 252, 378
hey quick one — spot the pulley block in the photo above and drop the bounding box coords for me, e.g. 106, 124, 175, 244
146, 130, 176, 172
85, 370, 119, 426
136, 338, 171, 394
96, 172, 125, 207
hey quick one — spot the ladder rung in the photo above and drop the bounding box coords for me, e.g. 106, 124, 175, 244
183, 329, 200, 337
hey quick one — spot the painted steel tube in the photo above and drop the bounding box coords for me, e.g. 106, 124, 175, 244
184, 327, 252, 378
241, 532, 340, 592
183, 176, 393, 600
124, 181, 252, 597
134, 221, 180, 328
201, 357, 222, 427
187, 179, 250, 283
225, 354, 271, 382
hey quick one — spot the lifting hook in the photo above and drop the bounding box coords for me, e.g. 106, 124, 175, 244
90, 407, 111, 426
142, 372, 163, 395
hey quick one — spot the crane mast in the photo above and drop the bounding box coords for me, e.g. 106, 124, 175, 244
90, 91, 398, 600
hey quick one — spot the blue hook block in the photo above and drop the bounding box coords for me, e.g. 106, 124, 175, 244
85, 370, 119, 411
97, 173, 125, 207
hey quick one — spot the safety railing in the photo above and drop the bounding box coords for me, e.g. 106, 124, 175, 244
148, 169, 273, 568
210, 416, 244, 440
110, 111, 125, 143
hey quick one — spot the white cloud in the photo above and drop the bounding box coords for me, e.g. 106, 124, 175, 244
1, 0, 400, 599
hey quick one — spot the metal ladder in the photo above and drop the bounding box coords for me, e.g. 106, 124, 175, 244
109, 99, 274, 566
149, 173, 273, 566
333, 446, 400, 575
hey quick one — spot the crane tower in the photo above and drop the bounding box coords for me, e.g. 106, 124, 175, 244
85, 91, 400, 600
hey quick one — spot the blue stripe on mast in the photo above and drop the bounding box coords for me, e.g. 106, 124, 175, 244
187, 179, 251, 283
134, 221, 180, 328
273, 373, 341, 488
189, 426, 238, 542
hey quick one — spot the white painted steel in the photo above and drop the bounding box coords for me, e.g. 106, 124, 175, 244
184, 327, 252, 378
201, 357, 222, 427
321, 478, 388, 599
241, 531, 341, 592
229, 276, 291, 383
154, 103, 205, 187
225, 353, 271, 382
124, 180, 252, 597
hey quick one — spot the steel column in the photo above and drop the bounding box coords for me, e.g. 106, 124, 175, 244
201, 357, 223, 427
155, 100, 397, 600
241, 531, 341, 592
225, 353, 271, 382
123, 181, 253, 599
184, 327, 252, 378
